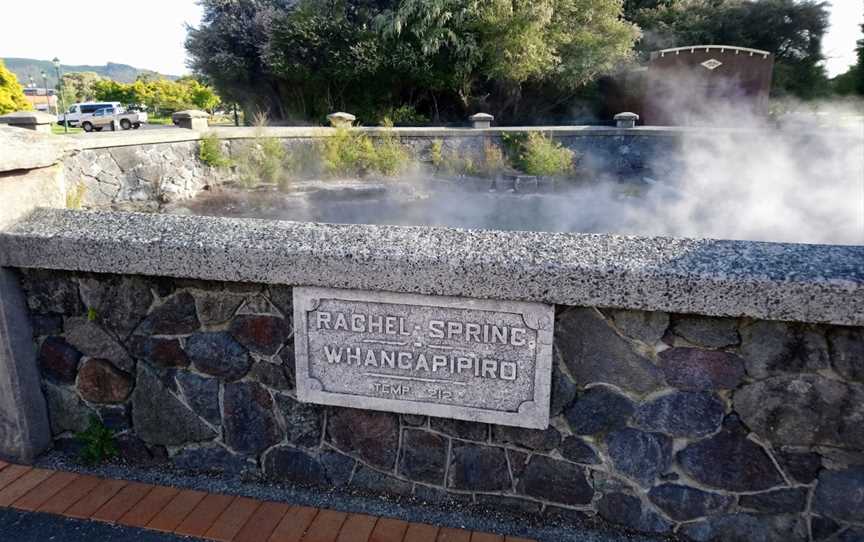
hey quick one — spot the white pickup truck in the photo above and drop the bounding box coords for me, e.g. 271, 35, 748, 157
78, 106, 148, 132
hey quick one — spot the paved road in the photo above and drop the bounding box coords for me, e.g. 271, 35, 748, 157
0, 507, 195, 541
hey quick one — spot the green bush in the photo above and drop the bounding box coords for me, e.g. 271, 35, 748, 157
236, 135, 287, 188
199, 132, 233, 168
507, 132, 574, 177
323, 128, 376, 176
323, 122, 409, 177
377, 105, 429, 126
76, 415, 117, 466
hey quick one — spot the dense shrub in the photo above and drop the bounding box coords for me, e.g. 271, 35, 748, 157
199, 133, 233, 168
506, 132, 574, 177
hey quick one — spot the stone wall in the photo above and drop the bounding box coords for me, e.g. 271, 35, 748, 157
62, 130, 681, 208
18, 269, 864, 541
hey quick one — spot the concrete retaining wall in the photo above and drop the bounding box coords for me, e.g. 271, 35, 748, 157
60, 126, 684, 208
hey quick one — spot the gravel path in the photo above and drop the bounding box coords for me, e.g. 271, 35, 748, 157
35, 451, 677, 542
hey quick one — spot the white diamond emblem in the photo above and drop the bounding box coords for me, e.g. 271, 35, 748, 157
701, 59, 723, 70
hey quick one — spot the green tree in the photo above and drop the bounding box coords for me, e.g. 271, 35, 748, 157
187, 0, 638, 123
0, 59, 31, 114
59, 72, 103, 104
626, 0, 831, 99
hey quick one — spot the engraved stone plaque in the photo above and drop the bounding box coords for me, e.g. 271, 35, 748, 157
294, 287, 554, 429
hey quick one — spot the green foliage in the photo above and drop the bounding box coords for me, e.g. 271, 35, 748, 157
481, 141, 508, 176
0, 59, 31, 115
322, 128, 377, 177
369, 119, 410, 176
322, 123, 410, 177
199, 133, 233, 168
378, 105, 430, 126
627, 0, 832, 99
65, 183, 87, 210
186, 0, 637, 123
87, 308, 98, 322
236, 136, 288, 188
430, 139, 444, 170
75, 415, 118, 466
59, 72, 103, 104
518, 132, 574, 176
93, 76, 221, 115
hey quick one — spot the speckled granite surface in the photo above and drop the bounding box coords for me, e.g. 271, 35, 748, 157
1, 208, 861, 325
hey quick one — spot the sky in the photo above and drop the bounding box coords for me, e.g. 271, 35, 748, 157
0, 0, 862, 77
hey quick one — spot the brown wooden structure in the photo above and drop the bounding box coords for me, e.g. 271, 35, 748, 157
642, 45, 774, 126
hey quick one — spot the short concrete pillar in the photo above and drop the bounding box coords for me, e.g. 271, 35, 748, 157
469, 113, 494, 129
327, 112, 356, 128
614, 112, 639, 129
0, 111, 57, 134
172, 110, 210, 131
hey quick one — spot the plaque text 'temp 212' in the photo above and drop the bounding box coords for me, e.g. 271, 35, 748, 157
293, 287, 554, 429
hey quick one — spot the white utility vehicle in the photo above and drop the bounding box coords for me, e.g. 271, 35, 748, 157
58, 102, 122, 127
78, 106, 148, 132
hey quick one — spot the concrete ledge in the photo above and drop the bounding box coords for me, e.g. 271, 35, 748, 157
1, 208, 861, 326
65, 125, 699, 151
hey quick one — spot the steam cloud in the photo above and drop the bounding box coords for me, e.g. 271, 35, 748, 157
177, 99, 864, 246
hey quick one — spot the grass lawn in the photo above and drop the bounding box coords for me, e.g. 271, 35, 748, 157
147, 116, 174, 125
51, 124, 83, 135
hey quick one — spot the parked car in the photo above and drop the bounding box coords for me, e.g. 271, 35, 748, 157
57, 102, 122, 127
79, 107, 148, 132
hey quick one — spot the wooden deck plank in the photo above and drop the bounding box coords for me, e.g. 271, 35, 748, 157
64, 478, 129, 519
437, 527, 472, 542
0, 465, 32, 492
11, 471, 78, 511
301, 509, 348, 542
471, 533, 504, 542
119, 485, 180, 528
174, 493, 235, 538
203, 496, 261, 542
369, 518, 409, 542
38, 474, 102, 515
0, 468, 54, 506
269, 506, 319, 542
403, 523, 440, 542
336, 514, 378, 542
146, 489, 207, 533
91, 483, 154, 523
234, 501, 292, 542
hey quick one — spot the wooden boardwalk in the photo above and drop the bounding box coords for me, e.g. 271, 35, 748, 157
0, 460, 534, 542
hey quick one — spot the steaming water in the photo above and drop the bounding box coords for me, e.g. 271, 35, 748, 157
165, 115, 864, 246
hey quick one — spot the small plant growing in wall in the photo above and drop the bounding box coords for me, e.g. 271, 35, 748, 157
235, 113, 289, 188
370, 118, 410, 176
65, 182, 87, 210
430, 138, 445, 171
520, 132, 575, 177
75, 415, 118, 466
199, 132, 233, 168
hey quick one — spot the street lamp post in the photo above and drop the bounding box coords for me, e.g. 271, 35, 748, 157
52, 58, 68, 134
40, 70, 51, 114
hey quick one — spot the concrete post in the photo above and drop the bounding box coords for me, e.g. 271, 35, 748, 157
172, 110, 210, 131
469, 113, 494, 129
327, 112, 356, 128
0, 111, 57, 134
0, 268, 51, 463
614, 112, 639, 129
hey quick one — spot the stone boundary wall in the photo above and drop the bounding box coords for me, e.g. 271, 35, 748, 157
16, 269, 864, 541
60, 126, 684, 208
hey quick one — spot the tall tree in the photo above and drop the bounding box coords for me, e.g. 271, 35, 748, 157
0, 59, 31, 115
186, 0, 638, 123
625, 0, 831, 99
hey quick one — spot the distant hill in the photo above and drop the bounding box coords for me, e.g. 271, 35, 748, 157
1, 57, 179, 86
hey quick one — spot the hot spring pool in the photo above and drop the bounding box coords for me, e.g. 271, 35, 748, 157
163, 176, 864, 246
